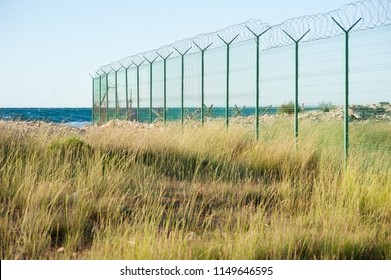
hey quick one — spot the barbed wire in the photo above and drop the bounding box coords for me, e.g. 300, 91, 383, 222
96, 0, 391, 75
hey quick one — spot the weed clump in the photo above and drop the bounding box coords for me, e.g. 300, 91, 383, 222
48, 137, 93, 161
278, 101, 297, 114
46, 137, 94, 180
318, 101, 336, 112
1, 120, 390, 260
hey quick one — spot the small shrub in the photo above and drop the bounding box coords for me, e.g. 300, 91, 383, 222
49, 137, 92, 155
318, 101, 336, 112
278, 101, 297, 114
48, 137, 93, 161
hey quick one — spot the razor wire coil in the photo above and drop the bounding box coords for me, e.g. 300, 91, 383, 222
96, 0, 391, 75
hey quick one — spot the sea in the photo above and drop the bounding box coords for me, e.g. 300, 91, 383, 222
0, 107, 296, 128
0, 108, 92, 128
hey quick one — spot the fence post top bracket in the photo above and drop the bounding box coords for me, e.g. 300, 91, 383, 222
193, 41, 213, 51
157, 51, 173, 60
245, 25, 271, 38
143, 55, 158, 64
283, 29, 310, 43
217, 34, 239, 45
131, 60, 145, 67
110, 66, 120, 72
174, 46, 192, 56
332, 17, 362, 33
119, 62, 133, 69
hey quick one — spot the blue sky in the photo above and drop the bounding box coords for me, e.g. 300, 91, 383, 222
0, 0, 382, 107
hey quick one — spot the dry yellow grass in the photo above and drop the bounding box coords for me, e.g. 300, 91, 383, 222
0, 119, 390, 259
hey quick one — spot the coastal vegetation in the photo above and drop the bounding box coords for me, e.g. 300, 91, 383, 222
0, 118, 390, 259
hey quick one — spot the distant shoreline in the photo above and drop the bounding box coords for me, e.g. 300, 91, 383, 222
1, 103, 390, 126
1, 103, 390, 137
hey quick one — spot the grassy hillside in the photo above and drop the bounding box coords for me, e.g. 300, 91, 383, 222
0, 119, 390, 259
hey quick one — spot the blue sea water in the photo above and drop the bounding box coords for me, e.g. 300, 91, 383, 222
0, 108, 92, 128
0, 106, 303, 127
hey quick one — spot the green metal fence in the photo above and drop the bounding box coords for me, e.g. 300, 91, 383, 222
92, 0, 391, 164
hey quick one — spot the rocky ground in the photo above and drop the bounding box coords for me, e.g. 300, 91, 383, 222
230, 103, 391, 125
300, 103, 391, 122
1, 103, 390, 135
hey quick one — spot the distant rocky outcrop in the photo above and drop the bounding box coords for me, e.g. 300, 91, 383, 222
296, 102, 391, 122
348, 102, 391, 121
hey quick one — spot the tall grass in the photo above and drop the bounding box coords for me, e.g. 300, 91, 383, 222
0, 119, 390, 259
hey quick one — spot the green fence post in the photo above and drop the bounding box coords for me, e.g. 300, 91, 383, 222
120, 64, 128, 120
124, 66, 128, 120
102, 70, 112, 122
332, 17, 362, 167
120, 63, 133, 120
157, 51, 173, 125
110, 67, 120, 119
174, 47, 192, 128
131, 60, 145, 122
217, 34, 239, 130
89, 74, 95, 123
96, 72, 102, 123
106, 72, 109, 122
144, 56, 158, 123
283, 29, 310, 147
193, 42, 213, 126
245, 26, 271, 140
